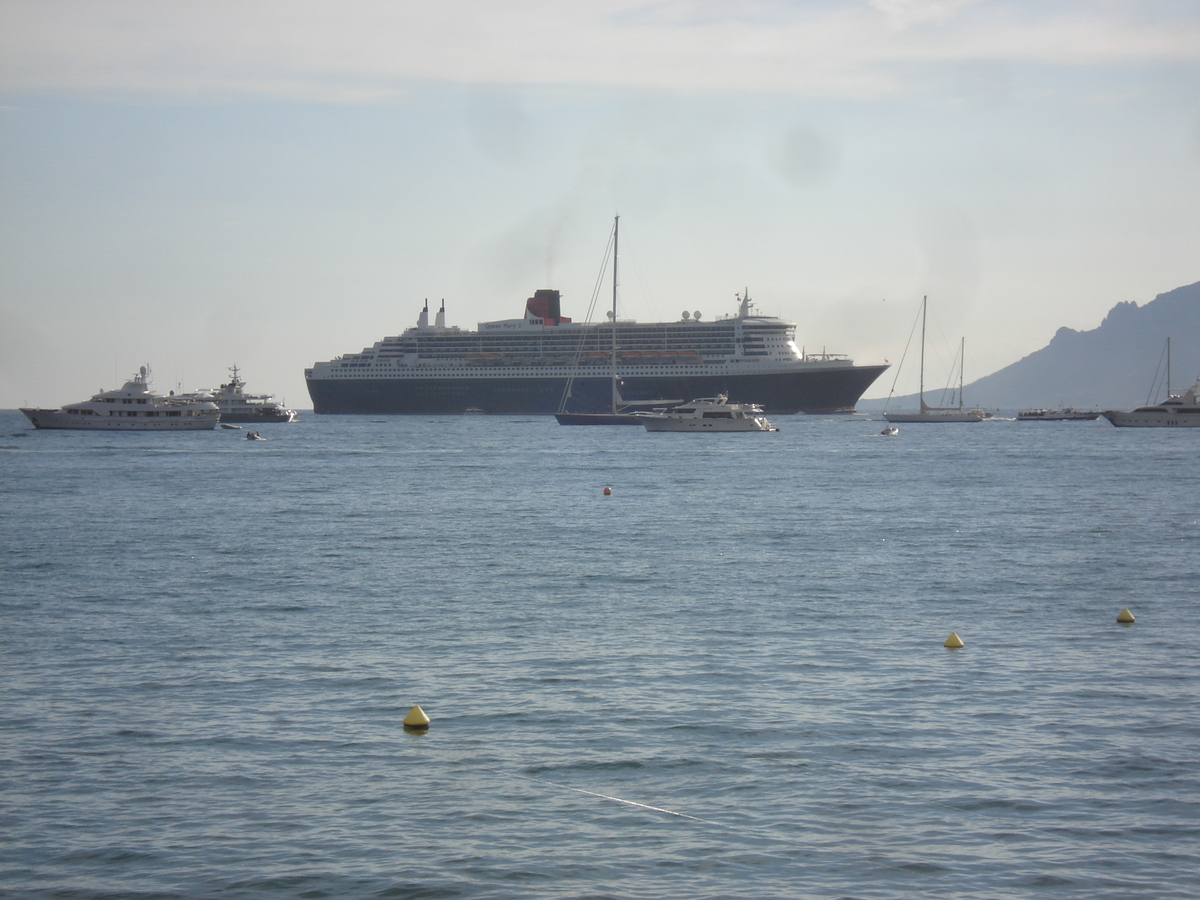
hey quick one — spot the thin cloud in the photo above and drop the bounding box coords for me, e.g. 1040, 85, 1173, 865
1, 1, 1198, 102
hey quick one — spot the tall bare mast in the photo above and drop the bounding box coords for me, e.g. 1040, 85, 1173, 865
610, 216, 620, 413
918, 296, 927, 413
959, 336, 965, 411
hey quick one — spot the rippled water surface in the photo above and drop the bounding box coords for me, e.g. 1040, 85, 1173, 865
2, 409, 1198, 899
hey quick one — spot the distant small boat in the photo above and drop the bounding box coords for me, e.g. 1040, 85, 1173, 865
220, 422, 244, 430
881, 425, 899, 436
1016, 408, 1100, 421
245, 431, 266, 441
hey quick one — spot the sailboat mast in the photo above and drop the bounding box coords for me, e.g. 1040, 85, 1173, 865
1167, 336, 1171, 399
611, 216, 619, 414
919, 296, 926, 411
959, 336, 965, 411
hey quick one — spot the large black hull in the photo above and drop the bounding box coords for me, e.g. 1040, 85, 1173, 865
307, 366, 887, 416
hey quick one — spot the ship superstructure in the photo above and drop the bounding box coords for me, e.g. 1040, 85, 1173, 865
305, 291, 887, 415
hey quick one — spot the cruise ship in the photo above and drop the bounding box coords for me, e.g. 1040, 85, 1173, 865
305, 290, 888, 416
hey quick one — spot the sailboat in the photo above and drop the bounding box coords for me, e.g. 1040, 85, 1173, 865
884, 296, 984, 423
555, 217, 679, 425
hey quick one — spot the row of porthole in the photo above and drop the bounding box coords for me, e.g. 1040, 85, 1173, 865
318, 360, 794, 374
315, 367, 774, 378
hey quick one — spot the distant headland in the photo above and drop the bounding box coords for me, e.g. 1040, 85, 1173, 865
860, 280, 1200, 411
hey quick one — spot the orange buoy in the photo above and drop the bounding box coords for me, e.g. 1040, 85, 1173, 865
602, 487, 612, 496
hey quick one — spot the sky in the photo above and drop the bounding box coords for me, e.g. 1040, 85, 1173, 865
2, 0, 1199, 408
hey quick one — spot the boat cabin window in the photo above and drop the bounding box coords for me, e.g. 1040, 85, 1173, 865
675, 408, 694, 414
702, 411, 733, 418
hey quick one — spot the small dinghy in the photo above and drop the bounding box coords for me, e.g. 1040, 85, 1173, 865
220, 422, 244, 430
881, 425, 899, 436
245, 430, 266, 441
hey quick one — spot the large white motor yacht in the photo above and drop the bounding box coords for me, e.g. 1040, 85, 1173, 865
641, 395, 778, 432
20, 367, 220, 431
1102, 377, 1200, 428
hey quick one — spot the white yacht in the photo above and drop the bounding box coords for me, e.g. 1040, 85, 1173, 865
641, 395, 778, 432
186, 366, 297, 423
1102, 377, 1200, 428
20, 367, 220, 431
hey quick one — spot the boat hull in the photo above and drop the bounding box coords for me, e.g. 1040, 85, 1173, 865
643, 417, 777, 432
554, 412, 647, 425
217, 410, 298, 423
1102, 411, 1200, 427
306, 366, 888, 416
20, 408, 219, 430
1016, 413, 1101, 421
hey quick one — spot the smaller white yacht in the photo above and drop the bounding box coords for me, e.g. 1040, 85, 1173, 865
1102, 377, 1200, 428
641, 395, 778, 432
186, 366, 297, 423
20, 367, 220, 431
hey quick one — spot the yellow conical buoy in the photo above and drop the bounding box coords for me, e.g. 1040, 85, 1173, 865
1117, 608, 1135, 624
944, 631, 964, 649
403, 704, 431, 730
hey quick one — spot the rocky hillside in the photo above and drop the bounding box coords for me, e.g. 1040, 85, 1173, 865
862, 281, 1200, 411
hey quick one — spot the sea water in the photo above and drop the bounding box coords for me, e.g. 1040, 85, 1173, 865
1, 409, 1197, 899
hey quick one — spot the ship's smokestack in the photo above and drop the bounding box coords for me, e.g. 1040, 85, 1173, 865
526, 289, 561, 324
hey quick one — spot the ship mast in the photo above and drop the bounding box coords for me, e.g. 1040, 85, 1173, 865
918, 295, 927, 413
610, 216, 619, 414
958, 336, 965, 411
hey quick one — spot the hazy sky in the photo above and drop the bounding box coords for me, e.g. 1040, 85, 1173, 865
2, 0, 1199, 407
